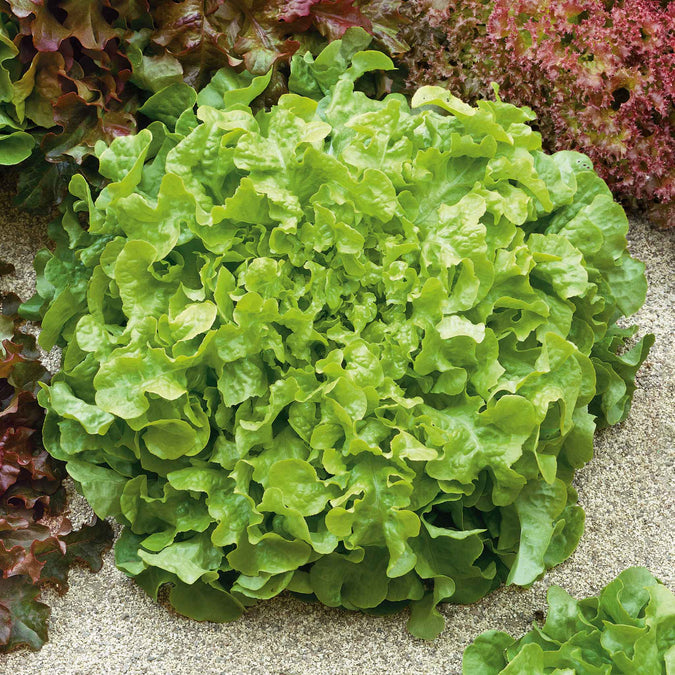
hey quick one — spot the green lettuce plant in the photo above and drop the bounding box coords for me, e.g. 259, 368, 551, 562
463, 567, 675, 673
26, 30, 652, 639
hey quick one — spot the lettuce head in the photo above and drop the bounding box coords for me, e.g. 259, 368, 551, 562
27, 30, 653, 639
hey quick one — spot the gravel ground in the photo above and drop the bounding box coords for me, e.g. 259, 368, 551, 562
1, 185, 673, 675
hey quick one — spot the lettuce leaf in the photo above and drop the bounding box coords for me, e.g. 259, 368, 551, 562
463, 568, 675, 674
29, 29, 652, 639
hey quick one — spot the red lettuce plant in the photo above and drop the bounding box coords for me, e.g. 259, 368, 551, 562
0, 271, 112, 652
399, 0, 675, 226
147, 0, 405, 82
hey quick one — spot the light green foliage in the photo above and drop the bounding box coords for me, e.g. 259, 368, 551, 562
463, 568, 675, 673
0, 23, 34, 164
28, 30, 652, 638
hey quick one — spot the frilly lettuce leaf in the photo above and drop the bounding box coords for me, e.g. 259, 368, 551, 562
462, 567, 675, 674
0, 23, 34, 165
28, 29, 652, 639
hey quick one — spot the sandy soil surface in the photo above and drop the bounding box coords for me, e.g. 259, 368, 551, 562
1, 183, 673, 675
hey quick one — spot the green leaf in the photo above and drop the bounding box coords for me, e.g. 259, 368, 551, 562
138, 531, 222, 585
197, 68, 273, 110
169, 578, 245, 622
0, 130, 34, 165
463, 631, 515, 674
508, 479, 569, 586
46, 381, 114, 435
66, 460, 128, 519
139, 82, 197, 130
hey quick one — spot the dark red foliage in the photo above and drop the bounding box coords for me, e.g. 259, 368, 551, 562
5, 0, 139, 145
279, 0, 373, 40
147, 0, 405, 84
0, 285, 113, 652
148, 0, 242, 85
399, 0, 675, 221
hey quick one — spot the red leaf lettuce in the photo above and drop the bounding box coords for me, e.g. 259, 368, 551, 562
0, 273, 112, 652
399, 0, 675, 224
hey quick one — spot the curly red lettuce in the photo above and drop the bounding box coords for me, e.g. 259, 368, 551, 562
399, 0, 674, 224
